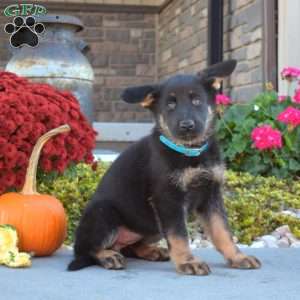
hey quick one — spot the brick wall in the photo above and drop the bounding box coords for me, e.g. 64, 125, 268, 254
0, 16, 11, 70
78, 11, 156, 122
223, 0, 264, 101
158, 0, 264, 102
158, 0, 208, 78
0, 2, 157, 122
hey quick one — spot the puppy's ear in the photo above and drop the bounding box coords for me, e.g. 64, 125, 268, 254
198, 59, 237, 90
121, 85, 159, 108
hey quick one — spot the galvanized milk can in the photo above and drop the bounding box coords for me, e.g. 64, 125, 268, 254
5, 14, 94, 122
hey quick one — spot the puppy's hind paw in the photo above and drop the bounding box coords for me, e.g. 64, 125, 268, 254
142, 246, 170, 261
96, 250, 126, 270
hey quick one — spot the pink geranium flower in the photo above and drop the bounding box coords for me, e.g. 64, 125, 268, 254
281, 67, 300, 80
278, 95, 287, 103
215, 94, 231, 105
293, 88, 300, 104
251, 125, 282, 150
277, 106, 300, 128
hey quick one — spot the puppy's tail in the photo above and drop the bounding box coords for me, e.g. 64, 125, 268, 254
67, 255, 95, 271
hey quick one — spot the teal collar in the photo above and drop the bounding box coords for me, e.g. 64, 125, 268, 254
159, 135, 208, 157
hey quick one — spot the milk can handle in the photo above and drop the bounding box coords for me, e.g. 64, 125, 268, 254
75, 39, 90, 54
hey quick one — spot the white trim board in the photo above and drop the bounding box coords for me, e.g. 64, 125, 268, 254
278, 0, 300, 94
93, 122, 154, 142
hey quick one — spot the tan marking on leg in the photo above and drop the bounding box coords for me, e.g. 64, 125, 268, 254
203, 213, 238, 260
203, 214, 261, 269
168, 236, 194, 264
168, 235, 210, 275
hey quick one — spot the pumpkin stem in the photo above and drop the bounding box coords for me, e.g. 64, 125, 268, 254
21, 124, 71, 195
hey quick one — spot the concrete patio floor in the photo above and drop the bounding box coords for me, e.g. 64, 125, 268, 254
1, 248, 299, 300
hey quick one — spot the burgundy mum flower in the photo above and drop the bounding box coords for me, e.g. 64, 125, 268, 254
0, 71, 97, 193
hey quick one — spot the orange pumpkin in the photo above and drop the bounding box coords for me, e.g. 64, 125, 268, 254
0, 125, 70, 256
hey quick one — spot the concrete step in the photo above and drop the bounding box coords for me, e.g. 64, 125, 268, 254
1, 248, 299, 300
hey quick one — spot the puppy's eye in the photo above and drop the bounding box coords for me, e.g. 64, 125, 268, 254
192, 98, 201, 106
167, 97, 177, 110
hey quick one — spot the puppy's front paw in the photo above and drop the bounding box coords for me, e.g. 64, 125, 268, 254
228, 254, 261, 269
176, 260, 211, 276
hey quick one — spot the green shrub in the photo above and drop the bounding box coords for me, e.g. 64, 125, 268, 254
216, 90, 300, 178
38, 163, 108, 244
38, 164, 300, 245
224, 170, 300, 244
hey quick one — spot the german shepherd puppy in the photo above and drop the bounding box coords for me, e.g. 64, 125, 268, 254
68, 60, 261, 275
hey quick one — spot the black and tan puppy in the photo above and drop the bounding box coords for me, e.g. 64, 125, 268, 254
68, 60, 261, 275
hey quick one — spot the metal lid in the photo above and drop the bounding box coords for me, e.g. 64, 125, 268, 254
34, 14, 84, 32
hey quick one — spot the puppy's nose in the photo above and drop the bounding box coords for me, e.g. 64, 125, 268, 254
179, 120, 195, 131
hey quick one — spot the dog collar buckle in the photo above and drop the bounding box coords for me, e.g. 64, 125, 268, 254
159, 135, 208, 157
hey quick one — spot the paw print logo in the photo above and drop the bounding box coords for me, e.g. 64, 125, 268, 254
4, 16, 45, 48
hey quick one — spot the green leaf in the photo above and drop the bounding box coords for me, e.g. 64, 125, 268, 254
231, 135, 248, 154
289, 159, 300, 171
